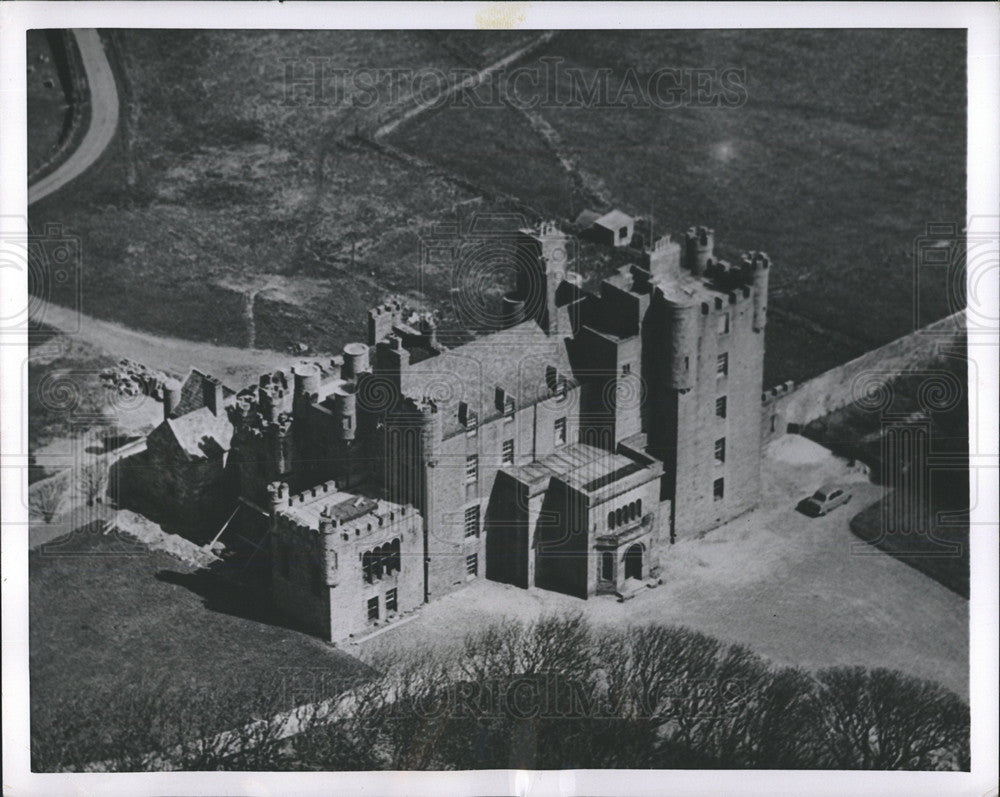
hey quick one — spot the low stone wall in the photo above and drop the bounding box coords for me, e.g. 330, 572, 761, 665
761, 310, 966, 444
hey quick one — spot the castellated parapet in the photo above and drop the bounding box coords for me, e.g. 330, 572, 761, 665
270, 480, 423, 642
140, 214, 772, 642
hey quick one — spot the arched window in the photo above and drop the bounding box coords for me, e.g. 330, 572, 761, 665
608, 511, 615, 530
615, 508, 623, 526
386, 538, 401, 574
636, 498, 642, 518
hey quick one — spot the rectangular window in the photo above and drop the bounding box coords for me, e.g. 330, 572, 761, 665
502, 439, 514, 465
715, 438, 726, 464
621, 362, 631, 375
717, 352, 729, 378
465, 454, 478, 483
716, 396, 727, 419
385, 588, 398, 613
718, 312, 730, 335
714, 478, 725, 500
771, 415, 777, 433
554, 417, 567, 445
466, 410, 478, 437
466, 553, 478, 577
367, 596, 379, 621
464, 505, 480, 537
503, 397, 516, 423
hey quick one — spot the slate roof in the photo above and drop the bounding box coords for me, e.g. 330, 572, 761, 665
509, 442, 660, 498
163, 406, 234, 460
171, 368, 237, 418
594, 209, 633, 232
398, 320, 578, 437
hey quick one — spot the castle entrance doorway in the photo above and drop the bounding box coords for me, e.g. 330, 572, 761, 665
624, 543, 643, 581
600, 551, 615, 582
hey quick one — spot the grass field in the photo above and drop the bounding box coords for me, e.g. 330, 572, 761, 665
395, 29, 967, 385
803, 351, 969, 596
27, 29, 965, 382
30, 525, 366, 767
25, 30, 70, 174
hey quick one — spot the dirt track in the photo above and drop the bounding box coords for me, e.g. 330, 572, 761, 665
33, 300, 298, 387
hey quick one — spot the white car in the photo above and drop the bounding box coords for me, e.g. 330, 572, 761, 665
797, 484, 852, 517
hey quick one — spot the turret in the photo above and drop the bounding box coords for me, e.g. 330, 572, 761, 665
292, 362, 321, 405
367, 297, 403, 346
267, 416, 293, 477
267, 480, 289, 514
751, 251, 770, 332
334, 385, 358, 442
661, 291, 698, 392
514, 221, 568, 335
684, 226, 714, 276
162, 378, 182, 421
342, 342, 371, 379
418, 397, 441, 464
648, 235, 682, 280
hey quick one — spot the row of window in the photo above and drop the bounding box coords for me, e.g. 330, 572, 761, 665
367, 588, 398, 621
464, 417, 569, 482
607, 499, 642, 530
362, 538, 401, 584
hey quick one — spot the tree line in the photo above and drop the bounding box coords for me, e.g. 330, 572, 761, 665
32, 613, 969, 772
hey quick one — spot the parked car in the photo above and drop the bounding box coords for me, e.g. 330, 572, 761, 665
797, 484, 853, 517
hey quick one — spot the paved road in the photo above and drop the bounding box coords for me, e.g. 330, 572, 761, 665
28, 29, 119, 206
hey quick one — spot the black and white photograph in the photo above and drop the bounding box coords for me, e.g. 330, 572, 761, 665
1, 2, 997, 795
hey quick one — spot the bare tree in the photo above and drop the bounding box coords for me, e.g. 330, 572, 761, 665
813, 666, 970, 770
29, 475, 66, 523
77, 460, 109, 507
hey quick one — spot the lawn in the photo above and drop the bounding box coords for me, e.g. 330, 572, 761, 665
28, 29, 480, 352
394, 29, 966, 385
30, 525, 367, 769
25, 30, 71, 174
803, 348, 969, 597
27, 29, 965, 382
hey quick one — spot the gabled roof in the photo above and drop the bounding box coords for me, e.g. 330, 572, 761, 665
398, 320, 578, 437
171, 368, 237, 418
594, 209, 633, 231
163, 406, 234, 461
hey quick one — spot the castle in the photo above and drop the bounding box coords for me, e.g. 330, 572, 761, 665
124, 219, 770, 642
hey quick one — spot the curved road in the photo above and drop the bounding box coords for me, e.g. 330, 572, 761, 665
28, 29, 119, 205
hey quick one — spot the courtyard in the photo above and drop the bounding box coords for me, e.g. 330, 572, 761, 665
361, 434, 969, 698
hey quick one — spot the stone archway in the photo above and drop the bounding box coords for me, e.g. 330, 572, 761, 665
624, 543, 643, 581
